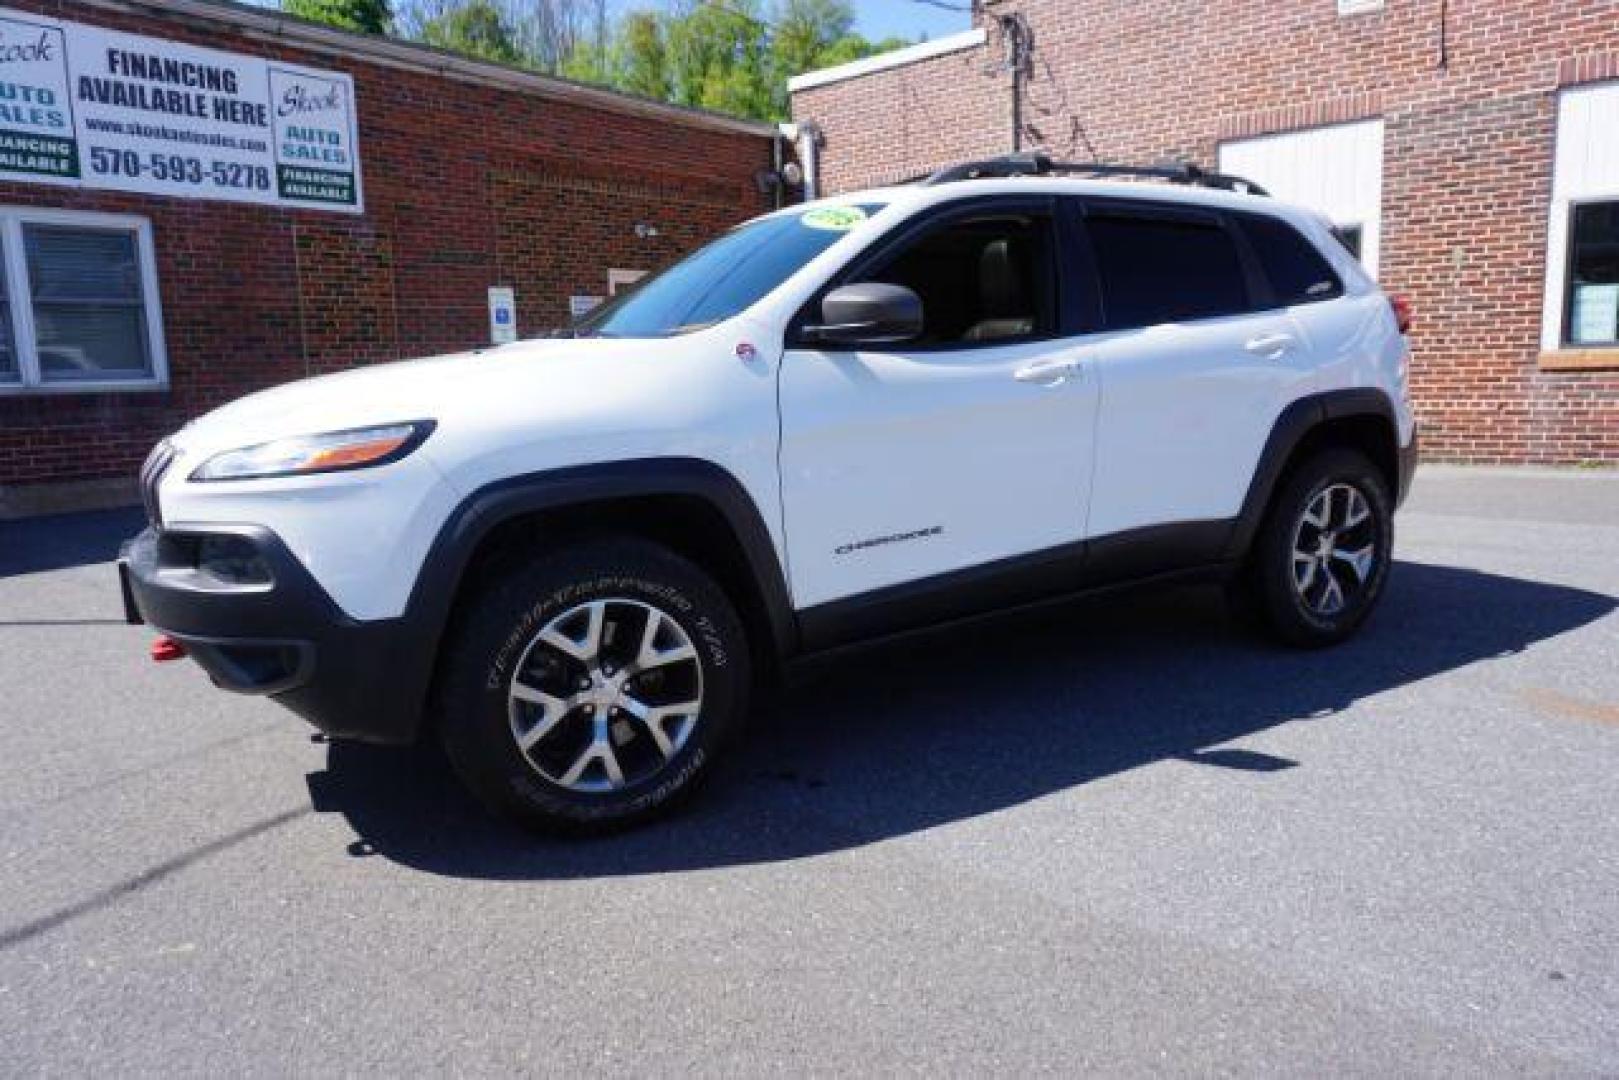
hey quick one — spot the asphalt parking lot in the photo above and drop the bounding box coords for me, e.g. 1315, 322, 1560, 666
2, 465, 1617, 1075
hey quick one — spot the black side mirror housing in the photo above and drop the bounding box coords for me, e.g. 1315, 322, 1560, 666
805, 283, 923, 346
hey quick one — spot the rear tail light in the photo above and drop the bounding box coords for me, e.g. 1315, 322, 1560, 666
1389, 293, 1413, 335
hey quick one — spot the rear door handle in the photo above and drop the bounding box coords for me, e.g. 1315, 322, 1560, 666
1245, 333, 1296, 357
1013, 357, 1081, 385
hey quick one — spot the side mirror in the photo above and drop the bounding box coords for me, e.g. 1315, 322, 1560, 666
805, 283, 923, 346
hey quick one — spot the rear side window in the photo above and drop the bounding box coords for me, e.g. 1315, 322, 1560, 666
1086, 213, 1248, 330
1240, 214, 1344, 305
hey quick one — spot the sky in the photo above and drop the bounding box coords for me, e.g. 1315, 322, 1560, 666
850, 1, 969, 42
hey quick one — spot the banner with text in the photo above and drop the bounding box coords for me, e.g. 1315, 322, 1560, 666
0, 6, 363, 212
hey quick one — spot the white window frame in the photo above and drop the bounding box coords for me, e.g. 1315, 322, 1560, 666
1338, 0, 1385, 13
607, 268, 647, 296
1541, 82, 1619, 353
0, 207, 168, 394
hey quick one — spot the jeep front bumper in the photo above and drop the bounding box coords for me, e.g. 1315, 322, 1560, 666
119, 525, 425, 744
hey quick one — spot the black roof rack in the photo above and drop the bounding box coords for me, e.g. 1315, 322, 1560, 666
915, 153, 1269, 197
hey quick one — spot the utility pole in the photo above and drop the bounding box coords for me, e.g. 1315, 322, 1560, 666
992, 11, 1034, 153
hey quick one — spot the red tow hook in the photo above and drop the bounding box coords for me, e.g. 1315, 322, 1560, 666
150, 636, 186, 663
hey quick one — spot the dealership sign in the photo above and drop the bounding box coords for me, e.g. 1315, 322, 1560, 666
0, 6, 363, 212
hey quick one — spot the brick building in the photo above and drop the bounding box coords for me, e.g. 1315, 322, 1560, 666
0, 0, 778, 515
789, 0, 1619, 464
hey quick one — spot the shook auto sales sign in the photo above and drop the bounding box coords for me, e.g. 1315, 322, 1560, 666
0, 6, 363, 212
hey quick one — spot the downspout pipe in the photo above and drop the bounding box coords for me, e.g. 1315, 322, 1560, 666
800, 122, 821, 202
771, 128, 785, 210
780, 121, 822, 202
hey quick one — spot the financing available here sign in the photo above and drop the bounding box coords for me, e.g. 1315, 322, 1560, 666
0, 6, 364, 212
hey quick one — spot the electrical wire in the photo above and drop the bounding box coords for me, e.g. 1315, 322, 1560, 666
1033, 46, 1098, 159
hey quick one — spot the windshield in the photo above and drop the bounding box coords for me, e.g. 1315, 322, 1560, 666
573, 203, 883, 339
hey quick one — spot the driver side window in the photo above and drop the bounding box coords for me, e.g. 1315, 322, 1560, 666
856, 212, 1057, 347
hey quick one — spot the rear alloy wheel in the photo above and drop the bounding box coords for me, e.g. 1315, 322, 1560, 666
1249, 448, 1393, 647
437, 537, 748, 832
1288, 483, 1378, 620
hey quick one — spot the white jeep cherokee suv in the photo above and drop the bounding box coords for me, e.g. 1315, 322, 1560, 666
121, 155, 1418, 831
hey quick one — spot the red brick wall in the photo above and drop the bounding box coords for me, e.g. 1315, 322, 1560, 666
792, 0, 1619, 465
794, 41, 1006, 188
0, 0, 773, 492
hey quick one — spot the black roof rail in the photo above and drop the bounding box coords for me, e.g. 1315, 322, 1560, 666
916, 153, 1270, 197
918, 153, 1053, 184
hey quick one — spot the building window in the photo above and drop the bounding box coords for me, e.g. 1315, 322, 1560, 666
1542, 82, 1619, 358
0, 209, 166, 392
607, 268, 647, 296
1333, 224, 1365, 261
0, 257, 16, 383
1565, 202, 1619, 346
1337, 0, 1384, 12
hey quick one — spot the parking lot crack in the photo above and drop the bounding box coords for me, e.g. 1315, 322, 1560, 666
0, 805, 311, 953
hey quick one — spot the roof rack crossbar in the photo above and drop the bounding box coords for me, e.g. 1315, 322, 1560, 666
917, 153, 1269, 197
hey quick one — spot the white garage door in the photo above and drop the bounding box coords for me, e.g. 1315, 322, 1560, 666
1219, 120, 1386, 276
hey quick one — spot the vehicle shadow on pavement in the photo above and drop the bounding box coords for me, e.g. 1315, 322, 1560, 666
0, 507, 144, 577
310, 560, 1615, 878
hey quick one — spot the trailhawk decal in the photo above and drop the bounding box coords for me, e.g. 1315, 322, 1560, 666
834, 525, 943, 557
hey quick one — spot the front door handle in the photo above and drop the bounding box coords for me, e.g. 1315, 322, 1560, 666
1245, 333, 1296, 358
1013, 357, 1081, 385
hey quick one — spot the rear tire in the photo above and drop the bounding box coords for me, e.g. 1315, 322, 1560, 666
1246, 448, 1393, 648
436, 536, 749, 833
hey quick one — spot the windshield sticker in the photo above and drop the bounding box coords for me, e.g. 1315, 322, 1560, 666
801, 205, 868, 232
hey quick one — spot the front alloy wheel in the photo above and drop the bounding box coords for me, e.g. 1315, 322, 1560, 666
508, 598, 704, 793
437, 537, 748, 833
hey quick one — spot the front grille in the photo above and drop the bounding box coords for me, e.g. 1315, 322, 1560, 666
139, 441, 175, 527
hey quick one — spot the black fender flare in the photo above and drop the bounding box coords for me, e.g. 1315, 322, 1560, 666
392, 458, 797, 727
1225, 388, 1401, 560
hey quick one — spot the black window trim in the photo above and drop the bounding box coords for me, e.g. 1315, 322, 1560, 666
787, 193, 1071, 353
1561, 196, 1619, 348
1056, 196, 1104, 335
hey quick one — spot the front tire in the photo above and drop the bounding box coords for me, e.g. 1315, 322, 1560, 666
1247, 448, 1393, 647
436, 536, 749, 833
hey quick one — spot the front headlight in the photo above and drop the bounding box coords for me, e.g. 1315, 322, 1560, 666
189, 420, 436, 482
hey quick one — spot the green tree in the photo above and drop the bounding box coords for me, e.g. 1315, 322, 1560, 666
763, 1, 908, 117
771, 0, 854, 82
614, 10, 672, 100
283, 0, 391, 35
665, 0, 773, 118
559, 34, 609, 82
819, 32, 907, 67
419, 0, 524, 64
419, 0, 914, 122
